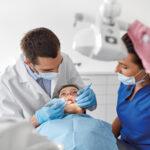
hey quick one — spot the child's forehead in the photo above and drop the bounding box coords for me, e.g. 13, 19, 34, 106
60, 86, 78, 93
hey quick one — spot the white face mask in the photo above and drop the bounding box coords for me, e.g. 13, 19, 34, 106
117, 71, 145, 85
34, 72, 58, 80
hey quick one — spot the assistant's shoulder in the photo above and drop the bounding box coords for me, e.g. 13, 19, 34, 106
142, 84, 150, 95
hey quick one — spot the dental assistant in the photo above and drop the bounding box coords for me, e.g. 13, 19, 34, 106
0, 27, 97, 127
112, 33, 150, 150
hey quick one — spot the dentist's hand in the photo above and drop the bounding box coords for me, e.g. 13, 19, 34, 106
76, 84, 97, 110
35, 98, 65, 125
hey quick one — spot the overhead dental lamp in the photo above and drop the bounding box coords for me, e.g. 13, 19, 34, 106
72, 0, 129, 61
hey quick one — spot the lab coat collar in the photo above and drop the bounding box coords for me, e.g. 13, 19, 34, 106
15, 54, 61, 98
16, 55, 51, 99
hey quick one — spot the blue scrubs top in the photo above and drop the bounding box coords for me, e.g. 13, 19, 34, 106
117, 83, 150, 149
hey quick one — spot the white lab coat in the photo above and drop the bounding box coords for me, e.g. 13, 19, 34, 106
0, 52, 84, 120
0, 118, 62, 150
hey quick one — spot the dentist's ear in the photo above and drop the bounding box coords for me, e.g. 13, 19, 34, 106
24, 57, 31, 65
24, 57, 35, 71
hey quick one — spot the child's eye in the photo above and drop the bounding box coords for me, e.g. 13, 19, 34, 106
61, 93, 66, 97
71, 91, 77, 96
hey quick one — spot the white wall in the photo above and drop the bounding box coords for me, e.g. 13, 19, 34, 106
0, 0, 150, 72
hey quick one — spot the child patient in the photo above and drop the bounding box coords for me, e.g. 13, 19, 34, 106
58, 84, 85, 114
37, 84, 118, 150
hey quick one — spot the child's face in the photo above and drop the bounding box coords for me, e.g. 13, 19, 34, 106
59, 86, 78, 104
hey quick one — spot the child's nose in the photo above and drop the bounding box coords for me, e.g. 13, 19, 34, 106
67, 95, 75, 102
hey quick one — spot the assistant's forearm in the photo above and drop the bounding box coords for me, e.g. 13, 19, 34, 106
112, 117, 121, 138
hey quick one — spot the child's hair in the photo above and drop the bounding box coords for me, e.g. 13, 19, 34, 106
58, 84, 79, 96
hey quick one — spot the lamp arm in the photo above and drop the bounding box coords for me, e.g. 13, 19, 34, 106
73, 13, 95, 27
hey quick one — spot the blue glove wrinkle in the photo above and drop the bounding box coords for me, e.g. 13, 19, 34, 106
35, 107, 49, 124
77, 96, 92, 106
49, 100, 65, 120
35, 98, 66, 124
51, 102, 62, 110
76, 88, 92, 102
77, 88, 84, 95
76, 88, 97, 109
77, 83, 92, 96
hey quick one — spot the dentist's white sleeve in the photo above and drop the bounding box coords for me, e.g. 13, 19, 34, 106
0, 119, 61, 150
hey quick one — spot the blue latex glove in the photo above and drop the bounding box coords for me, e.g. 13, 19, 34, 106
76, 84, 97, 109
35, 98, 66, 124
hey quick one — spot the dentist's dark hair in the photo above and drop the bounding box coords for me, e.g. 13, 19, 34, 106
122, 33, 144, 69
20, 27, 60, 64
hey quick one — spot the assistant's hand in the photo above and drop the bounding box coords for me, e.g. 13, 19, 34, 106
35, 98, 65, 125
76, 85, 97, 109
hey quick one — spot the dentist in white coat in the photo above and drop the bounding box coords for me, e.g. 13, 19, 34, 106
0, 27, 97, 127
